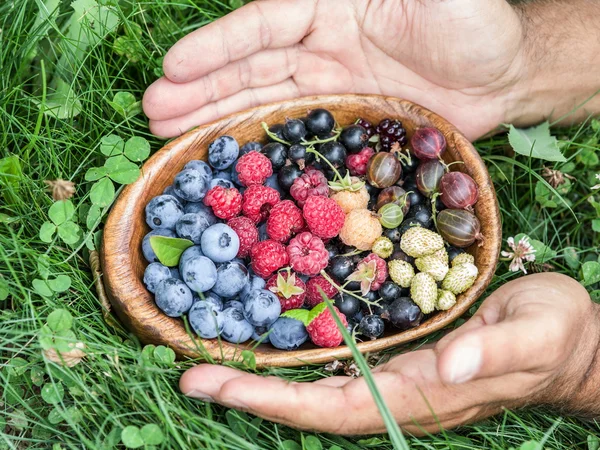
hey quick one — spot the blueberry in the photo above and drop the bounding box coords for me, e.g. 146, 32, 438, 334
334, 293, 361, 317
145, 195, 184, 230
268, 317, 308, 350
264, 173, 284, 196
142, 228, 177, 263
262, 143, 288, 171
163, 185, 187, 205
201, 224, 240, 263
179, 255, 217, 293
220, 307, 254, 343
208, 136, 239, 170
240, 141, 262, 155
305, 109, 335, 137
251, 325, 270, 344
212, 170, 232, 181
170, 267, 182, 280
282, 119, 307, 144
240, 273, 266, 301
359, 314, 385, 339
211, 261, 249, 298
230, 163, 243, 186
184, 202, 218, 225
386, 297, 423, 330
189, 301, 224, 338
155, 278, 193, 317
340, 124, 368, 153
173, 169, 209, 202
223, 299, 244, 311
184, 160, 213, 181
180, 245, 204, 264
209, 178, 234, 189
175, 212, 211, 244
143, 263, 171, 293
243, 289, 281, 327
257, 223, 268, 241
201, 291, 223, 311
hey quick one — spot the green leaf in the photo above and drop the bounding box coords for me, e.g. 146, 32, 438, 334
57, 221, 81, 245
53, 329, 77, 353
66, 406, 82, 423
33, 279, 54, 297
0, 277, 8, 301
149, 236, 194, 267
48, 407, 64, 424
113, 35, 144, 63
356, 438, 387, 447
508, 122, 566, 162
304, 436, 323, 450
85, 166, 108, 181
87, 204, 102, 230
280, 440, 301, 450
48, 200, 75, 225
104, 155, 140, 184
100, 134, 124, 157
34, 78, 82, 119
47, 309, 73, 332
513, 233, 556, 263
581, 261, 600, 286
90, 178, 115, 207
589, 434, 600, 450
563, 247, 580, 270
280, 308, 310, 326
38, 254, 51, 279
577, 147, 599, 167
519, 441, 541, 450
241, 350, 256, 370
308, 302, 328, 324
534, 181, 558, 209
593, 219, 600, 233
153, 346, 176, 365
30, 366, 45, 386
124, 136, 151, 162
40, 222, 57, 242
41, 382, 65, 404
590, 291, 600, 304
226, 409, 249, 436
0, 155, 22, 192
109, 92, 142, 119
140, 424, 164, 445
121, 426, 144, 449
39, 325, 55, 349
229, 0, 244, 9
48, 275, 71, 293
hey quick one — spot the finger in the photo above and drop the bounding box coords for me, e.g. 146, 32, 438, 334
144, 46, 299, 121
163, 0, 316, 83
148, 79, 300, 138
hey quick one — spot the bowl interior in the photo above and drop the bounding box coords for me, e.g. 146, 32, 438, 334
101, 95, 501, 367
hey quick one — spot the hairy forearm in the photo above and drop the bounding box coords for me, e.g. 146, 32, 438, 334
506, 0, 600, 127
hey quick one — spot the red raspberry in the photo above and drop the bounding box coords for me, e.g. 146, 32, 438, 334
266, 270, 306, 312
302, 195, 345, 239
250, 240, 289, 278
235, 151, 273, 187
346, 147, 374, 176
203, 186, 242, 219
305, 275, 338, 307
266, 200, 304, 243
289, 169, 328, 207
306, 304, 347, 348
227, 216, 258, 258
242, 185, 280, 223
287, 232, 329, 276
348, 253, 388, 294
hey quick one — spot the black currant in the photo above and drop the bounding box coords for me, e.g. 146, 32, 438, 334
389, 246, 415, 265
240, 141, 262, 155
378, 281, 403, 303
340, 124, 368, 153
325, 241, 340, 260
319, 141, 347, 169
407, 189, 426, 207
434, 195, 447, 213
262, 142, 288, 171
363, 290, 379, 303
383, 227, 402, 243
385, 297, 423, 330
329, 256, 354, 283
288, 144, 307, 163
334, 293, 361, 317
277, 164, 302, 192
408, 204, 433, 228
401, 154, 420, 174
268, 123, 285, 142
447, 246, 466, 263
359, 315, 385, 339
398, 220, 422, 236
283, 118, 307, 144
305, 108, 335, 137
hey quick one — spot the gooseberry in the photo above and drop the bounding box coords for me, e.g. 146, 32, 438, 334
378, 203, 404, 229
366, 152, 402, 188
376, 186, 410, 214
411, 127, 446, 160
415, 159, 445, 197
440, 172, 479, 210
437, 209, 483, 248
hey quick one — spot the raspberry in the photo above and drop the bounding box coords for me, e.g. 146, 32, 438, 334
287, 232, 329, 276
306, 303, 347, 348
360, 253, 388, 290
266, 200, 304, 243
289, 169, 328, 207
330, 184, 369, 214
347, 252, 388, 295
242, 185, 280, 223
356, 118, 375, 138
376, 118, 408, 151
227, 216, 258, 258
266, 270, 306, 312
345, 147, 374, 176
305, 275, 338, 307
250, 240, 289, 278
203, 186, 242, 219
235, 151, 273, 186
302, 195, 345, 240
339, 209, 382, 250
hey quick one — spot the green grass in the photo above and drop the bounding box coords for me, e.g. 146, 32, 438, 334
1, 0, 600, 449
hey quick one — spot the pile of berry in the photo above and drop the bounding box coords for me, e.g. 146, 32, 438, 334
141, 109, 483, 350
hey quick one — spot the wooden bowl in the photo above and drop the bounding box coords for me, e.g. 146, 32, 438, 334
101, 95, 501, 368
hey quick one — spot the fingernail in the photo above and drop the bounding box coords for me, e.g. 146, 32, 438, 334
184, 389, 214, 402
448, 341, 482, 384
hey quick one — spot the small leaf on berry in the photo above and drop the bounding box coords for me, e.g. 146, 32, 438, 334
149, 236, 194, 266
280, 308, 310, 326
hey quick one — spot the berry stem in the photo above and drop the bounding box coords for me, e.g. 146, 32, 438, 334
261, 122, 291, 145
302, 128, 342, 146
441, 160, 465, 172
431, 192, 441, 230
197, 291, 205, 300
306, 146, 343, 181
320, 270, 381, 308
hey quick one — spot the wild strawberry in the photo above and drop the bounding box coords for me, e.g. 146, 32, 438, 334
305, 275, 338, 307
266, 200, 304, 243
442, 262, 478, 294
339, 209, 382, 251
388, 259, 415, 288
400, 227, 444, 258
302, 195, 345, 240
203, 186, 242, 219
250, 240, 289, 279
346, 253, 387, 295
266, 270, 306, 312
306, 303, 347, 348
436, 289, 457, 311
227, 216, 258, 258
371, 236, 394, 259
287, 232, 329, 276
451, 253, 475, 267
290, 169, 328, 207
242, 185, 280, 223
410, 272, 437, 314
415, 248, 449, 281
235, 151, 272, 186
345, 147, 374, 176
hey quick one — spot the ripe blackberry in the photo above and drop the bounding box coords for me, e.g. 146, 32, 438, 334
356, 118, 375, 138
376, 119, 408, 151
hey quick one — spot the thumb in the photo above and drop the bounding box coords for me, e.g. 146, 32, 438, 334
436, 308, 562, 384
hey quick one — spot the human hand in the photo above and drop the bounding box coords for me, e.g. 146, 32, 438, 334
180, 273, 599, 435
143, 0, 527, 140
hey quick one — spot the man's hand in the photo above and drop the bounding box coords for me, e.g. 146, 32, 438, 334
143, 0, 526, 140
180, 273, 599, 435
